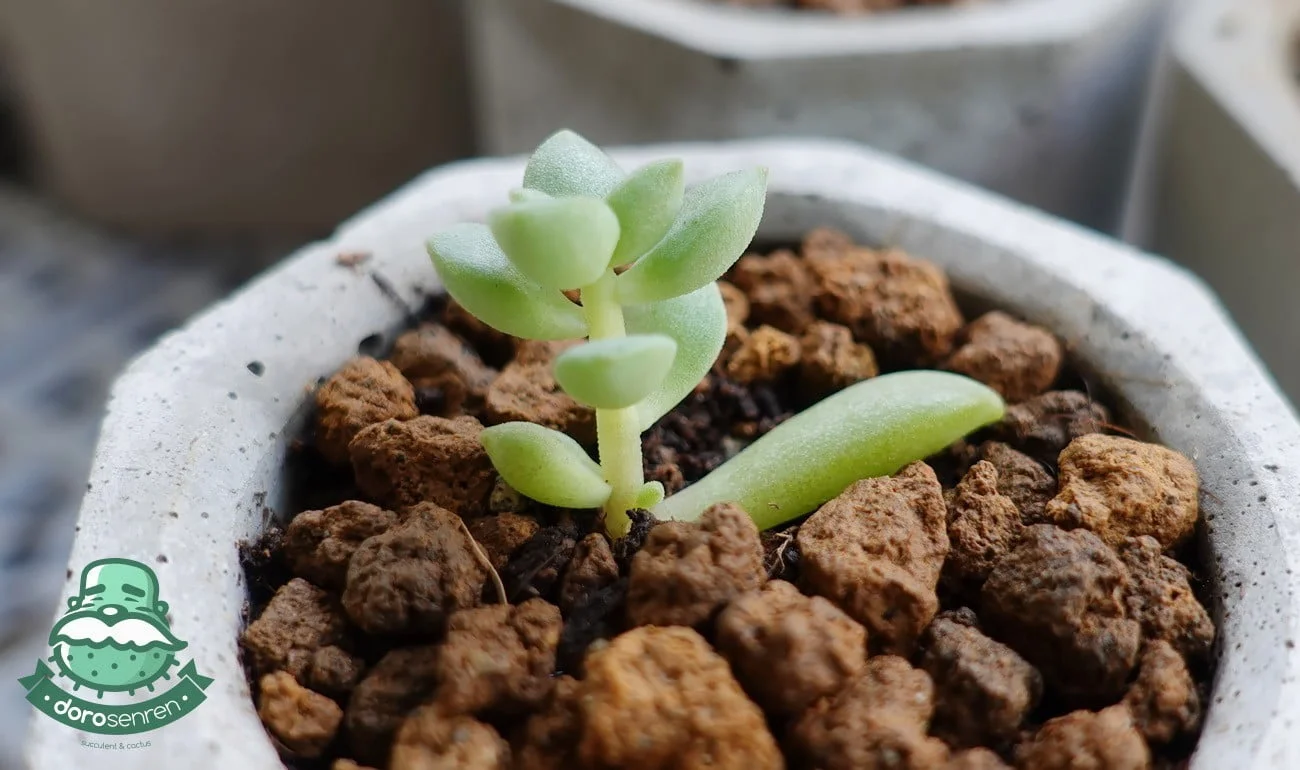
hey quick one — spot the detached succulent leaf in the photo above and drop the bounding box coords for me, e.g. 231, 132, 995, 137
480, 422, 612, 509
652, 371, 1006, 529
427, 223, 588, 340
625, 283, 727, 430
606, 159, 685, 266
489, 196, 621, 291
615, 167, 768, 305
523, 129, 624, 198
553, 334, 678, 410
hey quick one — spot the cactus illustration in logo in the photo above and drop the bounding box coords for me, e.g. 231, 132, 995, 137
47, 559, 186, 697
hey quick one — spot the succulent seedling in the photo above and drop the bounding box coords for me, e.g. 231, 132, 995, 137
428, 130, 1006, 537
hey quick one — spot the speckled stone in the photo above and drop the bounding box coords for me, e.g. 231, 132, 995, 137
29, 140, 1300, 769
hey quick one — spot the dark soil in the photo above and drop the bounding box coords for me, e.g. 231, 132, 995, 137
240, 229, 1215, 770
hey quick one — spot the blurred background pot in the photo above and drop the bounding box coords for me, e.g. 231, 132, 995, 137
24, 138, 1300, 768
1124, 0, 1300, 404
467, 0, 1168, 233
0, 0, 473, 237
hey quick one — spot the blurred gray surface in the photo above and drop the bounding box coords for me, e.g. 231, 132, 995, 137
0, 186, 292, 770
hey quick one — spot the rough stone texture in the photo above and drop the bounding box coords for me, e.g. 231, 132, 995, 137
724, 324, 802, 383
434, 599, 562, 716
946, 460, 1025, 586
717, 279, 750, 327
993, 390, 1109, 461
39, 142, 1300, 770
945, 311, 1062, 402
799, 461, 949, 655
344, 646, 440, 767
1014, 705, 1150, 769
715, 579, 867, 717
485, 361, 595, 444
1124, 640, 1202, 746
305, 645, 366, 702
977, 441, 1056, 523
1046, 434, 1200, 550
627, 502, 766, 628
981, 525, 1140, 705
790, 655, 950, 770
559, 533, 620, 613
314, 356, 418, 465
467, 512, 540, 570
920, 612, 1042, 749
342, 503, 487, 635
945, 748, 1012, 770
729, 248, 817, 333
798, 319, 878, 396
443, 299, 514, 365
390, 707, 510, 770
577, 626, 782, 769
1118, 536, 1215, 662
389, 323, 498, 416
242, 578, 350, 681
283, 501, 399, 589
257, 672, 342, 759
350, 415, 497, 516
514, 676, 582, 770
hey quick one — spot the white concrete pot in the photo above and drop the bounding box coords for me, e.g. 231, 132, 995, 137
466, 0, 1168, 232
1128, 0, 1300, 405
0, 0, 473, 236
24, 140, 1300, 768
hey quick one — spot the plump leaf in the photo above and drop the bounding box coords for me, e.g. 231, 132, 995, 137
553, 334, 677, 410
635, 481, 666, 509
615, 168, 767, 305
606, 159, 685, 266
509, 188, 552, 204
653, 371, 1006, 529
427, 223, 587, 340
523, 129, 624, 198
624, 283, 727, 430
480, 422, 611, 509
489, 197, 621, 291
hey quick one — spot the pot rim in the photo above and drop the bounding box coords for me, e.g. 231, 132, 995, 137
25, 137, 1300, 769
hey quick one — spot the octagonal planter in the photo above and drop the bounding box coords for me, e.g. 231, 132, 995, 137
1127, 0, 1300, 405
24, 139, 1300, 768
467, 0, 1168, 232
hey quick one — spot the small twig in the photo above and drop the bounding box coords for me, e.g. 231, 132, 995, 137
458, 519, 506, 605
370, 270, 420, 328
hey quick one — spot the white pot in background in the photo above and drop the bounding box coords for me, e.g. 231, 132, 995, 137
467, 0, 1168, 232
0, 0, 473, 237
24, 139, 1300, 768
1125, 0, 1300, 405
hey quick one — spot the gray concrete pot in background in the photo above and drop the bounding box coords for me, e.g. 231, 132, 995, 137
1124, 0, 1300, 406
0, 0, 473, 237
467, 0, 1167, 232
25, 140, 1300, 768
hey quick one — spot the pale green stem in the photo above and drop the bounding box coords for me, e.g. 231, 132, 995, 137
580, 270, 644, 536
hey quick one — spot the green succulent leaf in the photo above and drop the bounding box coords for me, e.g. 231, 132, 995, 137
489, 197, 621, 291
635, 481, 666, 509
427, 223, 587, 340
625, 283, 727, 430
523, 129, 624, 198
653, 371, 1006, 529
509, 188, 552, 204
480, 422, 612, 509
615, 167, 768, 305
553, 334, 677, 410
606, 159, 685, 266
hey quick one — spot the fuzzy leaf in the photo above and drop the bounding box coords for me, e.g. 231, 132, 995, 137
606, 159, 685, 266
480, 422, 611, 509
489, 197, 621, 291
635, 481, 666, 509
553, 334, 677, 410
653, 371, 1006, 528
427, 223, 587, 340
625, 283, 727, 430
523, 129, 624, 198
615, 168, 767, 305
509, 188, 552, 204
